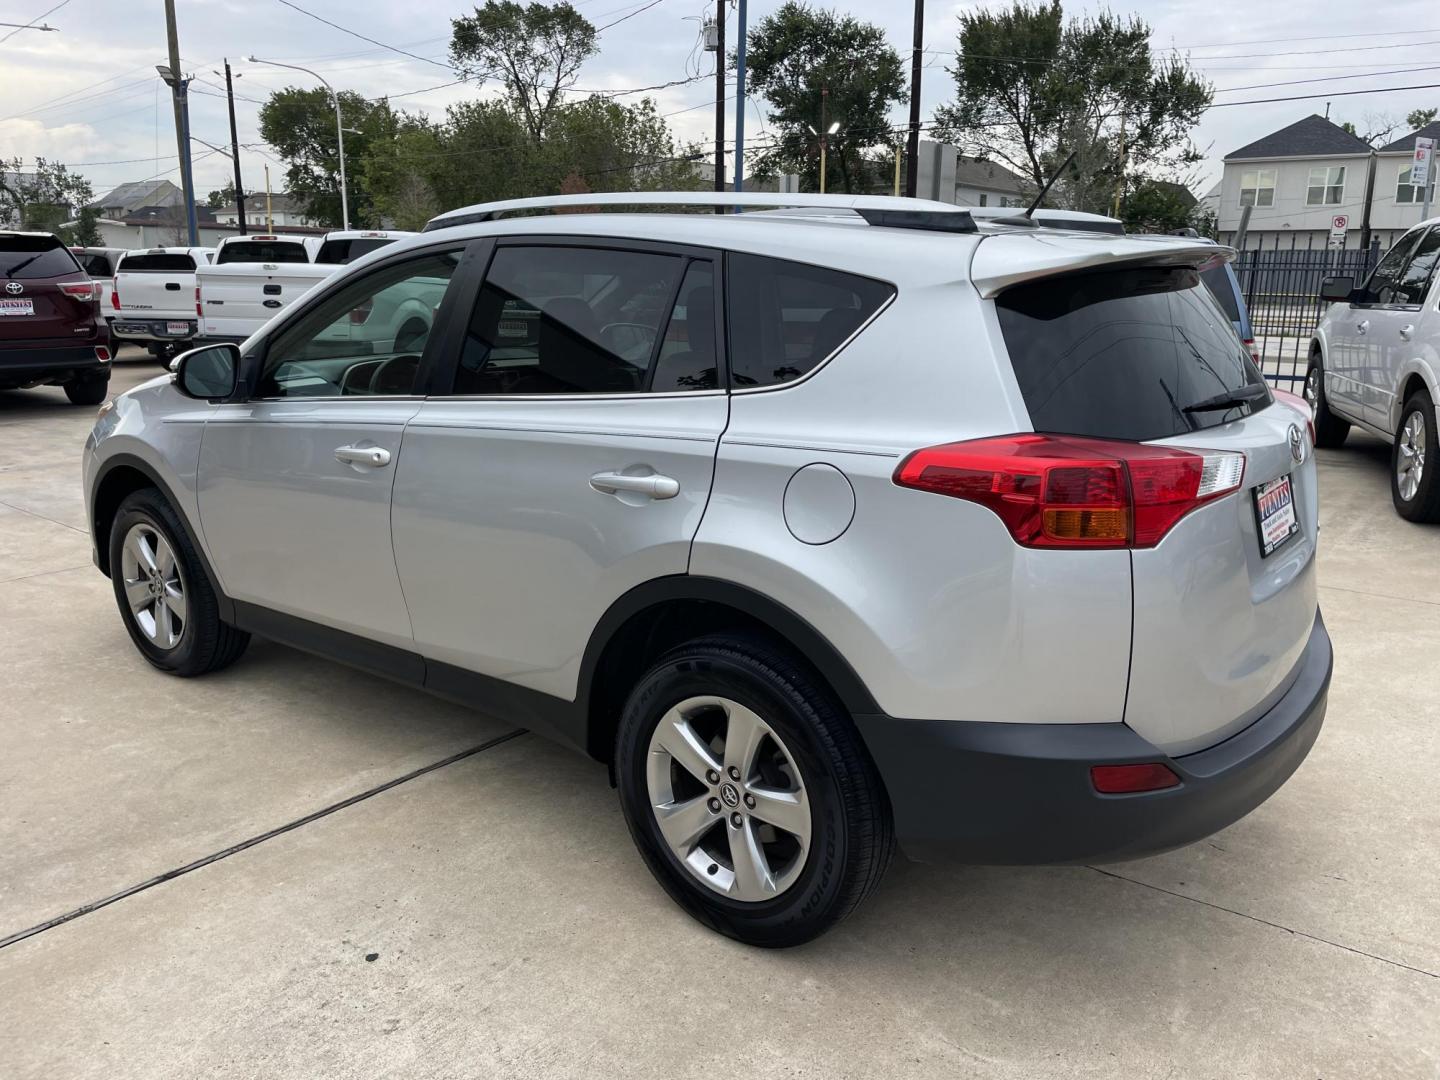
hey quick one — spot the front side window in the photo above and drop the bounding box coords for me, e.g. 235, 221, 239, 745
726, 254, 894, 389
1390, 228, 1440, 306
1395, 161, 1436, 205
454, 244, 690, 395
1306, 166, 1346, 206
257, 249, 460, 398
1365, 230, 1424, 305
1239, 168, 1276, 208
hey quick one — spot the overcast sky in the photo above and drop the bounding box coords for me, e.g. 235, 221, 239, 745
3, 0, 1439, 203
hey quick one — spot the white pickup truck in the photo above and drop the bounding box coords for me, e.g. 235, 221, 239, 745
196, 231, 412, 345
109, 246, 215, 360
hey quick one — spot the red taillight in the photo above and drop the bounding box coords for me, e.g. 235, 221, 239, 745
349, 300, 373, 325
59, 281, 97, 302
111, 284, 120, 311
196, 285, 203, 317
1272, 387, 1315, 446
1091, 763, 1181, 794
894, 434, 1246, 549
1243, 337, 1261, 366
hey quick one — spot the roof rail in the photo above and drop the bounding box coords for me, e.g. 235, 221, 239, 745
422, 190, 976, 233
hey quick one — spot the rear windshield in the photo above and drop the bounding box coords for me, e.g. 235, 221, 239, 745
215, 241, 310, 264
315, 237, 397, 264
120, 253, 196, 272
0, 235, 80, 278
1200, 264, 1241, 322
997, 265, 1269, 442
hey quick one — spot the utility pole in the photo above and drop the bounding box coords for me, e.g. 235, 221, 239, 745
1111, 113, 1126, 219
819, 87, 829, 194
223, 60, 248, 236
713, 0, 725, 197
264, 164, 274, 232
732, 0, 748, 193
904, 0, 924, 198
162, 0, 198, 246
1358, 149, 1377, 252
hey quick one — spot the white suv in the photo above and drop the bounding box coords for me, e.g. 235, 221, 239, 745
1310, 216, 1440, 521
83, 193, 1331, 946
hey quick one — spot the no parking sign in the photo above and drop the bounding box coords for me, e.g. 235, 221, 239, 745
1328, 214, 1348, 248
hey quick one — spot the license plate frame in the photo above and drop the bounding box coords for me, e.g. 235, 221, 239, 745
1253, 474, 1299, 558
165, 321, 192, 336
0, 299, 35, 316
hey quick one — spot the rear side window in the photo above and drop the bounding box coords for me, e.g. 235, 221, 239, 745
1199, 264, 1240, 322
726, 254, 894, 388
215, 241, 309, 264
997, 266, 1269, 442
1391, 227, 1440, 306
79, 253, 114, 277
316, 237, 398, 264
0, 235, 80, 278
119, 253, 196, 272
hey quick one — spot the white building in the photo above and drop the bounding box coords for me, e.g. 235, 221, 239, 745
1216, 115, 1438, 250
212, 192, 315, 229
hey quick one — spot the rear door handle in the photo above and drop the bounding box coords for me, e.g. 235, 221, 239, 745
335, 445, 392, 468
590, 471, 680, 500
1356, 320, 1369, 335
1400, 324, 1415, 341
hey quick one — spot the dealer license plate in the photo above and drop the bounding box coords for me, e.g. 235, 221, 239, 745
0, 299, 35, 316
1254, 474, 1299, 557
166, 321, 191, 336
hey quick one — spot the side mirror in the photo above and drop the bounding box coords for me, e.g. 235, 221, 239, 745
173, 343, 240, 401
1319, 275, 1355, 303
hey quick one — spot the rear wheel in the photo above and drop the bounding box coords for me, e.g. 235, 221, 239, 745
64, 376, 108, 406
615, 635, 893, 947
1304, 354, 1349, 449
1392, 389, 1440, 523
108, 489, 250, 675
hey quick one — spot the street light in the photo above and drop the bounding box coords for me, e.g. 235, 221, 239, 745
246, 55, 350, 230
806, 119, 842, 194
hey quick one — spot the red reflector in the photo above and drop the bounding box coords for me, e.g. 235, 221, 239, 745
95, 346, 111, 362
1091, 763, 1181, 794
893, 434, 1245, 549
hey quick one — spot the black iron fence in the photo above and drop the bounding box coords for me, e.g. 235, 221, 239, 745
1231, 242, 1380, 385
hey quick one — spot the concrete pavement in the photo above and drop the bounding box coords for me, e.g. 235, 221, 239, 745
1, 351, 1436, 1078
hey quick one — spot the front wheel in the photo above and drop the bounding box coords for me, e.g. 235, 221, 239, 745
1392, 390, 1440, 522
615, 635, 893, 947
1304, 354, 1350, 449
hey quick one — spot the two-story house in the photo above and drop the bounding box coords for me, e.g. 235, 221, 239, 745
1216, 114, 1438, 251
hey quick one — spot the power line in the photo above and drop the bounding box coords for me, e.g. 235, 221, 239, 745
271, 0, 454, 70
1207, 81, 1440, 108
1213, 64, 1440, 94
1165, 27, 1440, 51
0, 0, 72, 45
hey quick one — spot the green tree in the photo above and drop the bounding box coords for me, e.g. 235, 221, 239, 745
450, 1, 597, 143
206, 183, 237, 209
538, 97, 705, 193
744, 2, 906, 193
1407, 107, 1438, 132
932, 2, 1210, 213
1118, 178, 1196, 234
0, 156, 93, 232
61, 204, 103, 246
259, 88, 398, 227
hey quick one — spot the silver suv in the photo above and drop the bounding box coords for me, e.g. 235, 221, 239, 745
83, 193, 1332, 946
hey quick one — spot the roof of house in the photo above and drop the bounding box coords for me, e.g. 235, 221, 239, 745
216, 192, 305, 216
1378, 120, 1440, 154
954, 157, 1027, 194
91, 180, 183, 212
1224, 114, 1374, 160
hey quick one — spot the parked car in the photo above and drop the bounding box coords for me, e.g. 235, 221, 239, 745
84, 192, 1331, 946
1310, 216, 1440, 521
1, 231, 111, 404
314, 229, 413, 265
70, 245, 126, 350
211, 233, 317, 265
110, 246, 214, 362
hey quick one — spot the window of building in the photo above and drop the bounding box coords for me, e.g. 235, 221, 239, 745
1239, 168, 1276, 207
1395, 161, 1436, 205
1305, 166, 1346, 206
978, 193, 988, 207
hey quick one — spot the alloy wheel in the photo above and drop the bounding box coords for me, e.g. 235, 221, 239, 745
1304, 365, 1320, 410
120, 522, 186, 650
646, 695, 812, 902
1397, 410, 1427, 503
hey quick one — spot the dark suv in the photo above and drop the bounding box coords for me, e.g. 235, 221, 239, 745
1, 232, 111, 405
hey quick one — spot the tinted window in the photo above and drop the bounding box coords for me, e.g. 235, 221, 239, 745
1392, 227, 1440, 306
119, 253, 196, 272
215, 241, 310, 264
651, 262, 719, 391
454, 245, 684, 395
0, 235, 80, 278
79, 253, 114, 277
316, 237, 398, 264
1200, 264, 1241, 322
726, 254, 894, 388
997, 266, 1270, 442
259, 250, 460, 398
1365, 231, 1422, 304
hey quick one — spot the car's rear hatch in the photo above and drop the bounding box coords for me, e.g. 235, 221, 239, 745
978, 234, 1319, 755
0, 234, 96, 347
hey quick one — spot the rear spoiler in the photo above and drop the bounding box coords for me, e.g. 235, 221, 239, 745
969, 238, 1236, 299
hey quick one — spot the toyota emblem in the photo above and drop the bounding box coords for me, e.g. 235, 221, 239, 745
4, 282, 22, 295
1288, 423, 1305, 465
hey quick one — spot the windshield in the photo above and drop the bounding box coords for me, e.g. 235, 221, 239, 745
215, 241, 310, 264
0, 235, 80, 278
997, 265, 1270, 442
315, 237, 398, 264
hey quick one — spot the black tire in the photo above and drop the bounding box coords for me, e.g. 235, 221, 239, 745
1305, 353, 1350, 449
615, 634, 893, 947
1392, 389, 1440, 523
108, 488, 250, 676
64, 376, 109, 406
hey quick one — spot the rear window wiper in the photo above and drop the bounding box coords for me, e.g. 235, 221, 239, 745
1181, 383, 1270, 414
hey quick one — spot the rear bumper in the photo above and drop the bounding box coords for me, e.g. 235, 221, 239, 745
0, 344, 109, 386
110, 318, 197, 343
855, 611, 1331, 864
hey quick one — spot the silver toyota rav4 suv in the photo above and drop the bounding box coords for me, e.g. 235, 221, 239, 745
83, 192, 1332, 947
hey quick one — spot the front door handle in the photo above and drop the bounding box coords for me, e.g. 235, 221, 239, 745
335, 445, 392, 468
590, 470, 680, 500
1356, 320, 1369, 335
1400, 324, 1415, 341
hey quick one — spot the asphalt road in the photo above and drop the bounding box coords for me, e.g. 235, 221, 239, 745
1, 349, 1437, 1078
